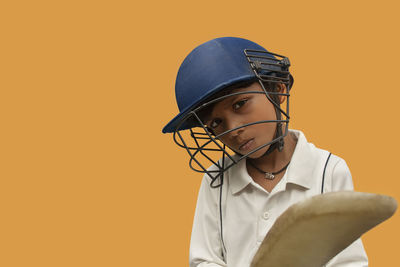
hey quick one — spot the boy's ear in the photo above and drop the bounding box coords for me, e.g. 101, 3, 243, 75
277, 83, 287, 104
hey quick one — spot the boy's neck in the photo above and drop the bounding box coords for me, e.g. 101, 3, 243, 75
250, 131, 297, 171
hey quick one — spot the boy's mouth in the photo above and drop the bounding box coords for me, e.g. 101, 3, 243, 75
238, 138, 254, 152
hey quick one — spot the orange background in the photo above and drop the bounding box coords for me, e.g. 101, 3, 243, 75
1, 0, 399, 266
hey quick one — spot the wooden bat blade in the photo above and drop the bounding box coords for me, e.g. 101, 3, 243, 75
250, 191, 397, 267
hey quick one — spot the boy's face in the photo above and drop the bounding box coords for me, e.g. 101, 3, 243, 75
205, 82, 284, 159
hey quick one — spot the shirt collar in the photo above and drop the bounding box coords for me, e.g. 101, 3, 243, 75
228, 130, 316, 195
228, 156, 253, 195
284, 129, 315, 189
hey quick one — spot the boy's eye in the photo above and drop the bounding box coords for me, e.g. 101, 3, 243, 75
210, 118, 222, 129
233, 99, 248, 110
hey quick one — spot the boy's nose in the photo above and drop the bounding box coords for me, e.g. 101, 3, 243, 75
225, 119, 244, 138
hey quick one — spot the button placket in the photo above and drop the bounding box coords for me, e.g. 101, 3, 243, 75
257, 211, 271, 243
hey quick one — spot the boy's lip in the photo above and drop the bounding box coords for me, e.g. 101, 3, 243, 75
238, 138, 254, 152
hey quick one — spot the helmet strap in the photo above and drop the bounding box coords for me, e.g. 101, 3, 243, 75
261, 122, 284, 157
261, 91, 285, 156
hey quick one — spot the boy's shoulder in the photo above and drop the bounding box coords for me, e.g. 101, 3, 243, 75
291, 129, 345, 163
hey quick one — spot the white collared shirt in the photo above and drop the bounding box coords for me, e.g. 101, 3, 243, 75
189, 130, 368, 267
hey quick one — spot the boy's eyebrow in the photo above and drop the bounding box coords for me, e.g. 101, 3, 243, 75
205, 92, 253, 122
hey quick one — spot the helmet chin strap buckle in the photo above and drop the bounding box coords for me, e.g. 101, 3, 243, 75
261, 122, 285, 157
278, 138, 284, 152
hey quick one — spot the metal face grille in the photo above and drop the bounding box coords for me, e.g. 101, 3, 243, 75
172, 49, 292, 187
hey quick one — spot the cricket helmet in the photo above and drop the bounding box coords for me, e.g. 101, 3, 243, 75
162, 37, 293, 187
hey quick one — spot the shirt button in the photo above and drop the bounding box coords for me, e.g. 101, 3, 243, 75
262, 212, 270, 220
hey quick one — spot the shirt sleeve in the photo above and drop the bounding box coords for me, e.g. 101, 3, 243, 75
325, 158, 369, 267
189, 175, 227, 267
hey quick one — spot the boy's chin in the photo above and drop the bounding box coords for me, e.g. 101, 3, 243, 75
243, 145, 271, 159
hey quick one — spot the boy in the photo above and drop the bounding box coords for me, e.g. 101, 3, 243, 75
162, 37, 368, 266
